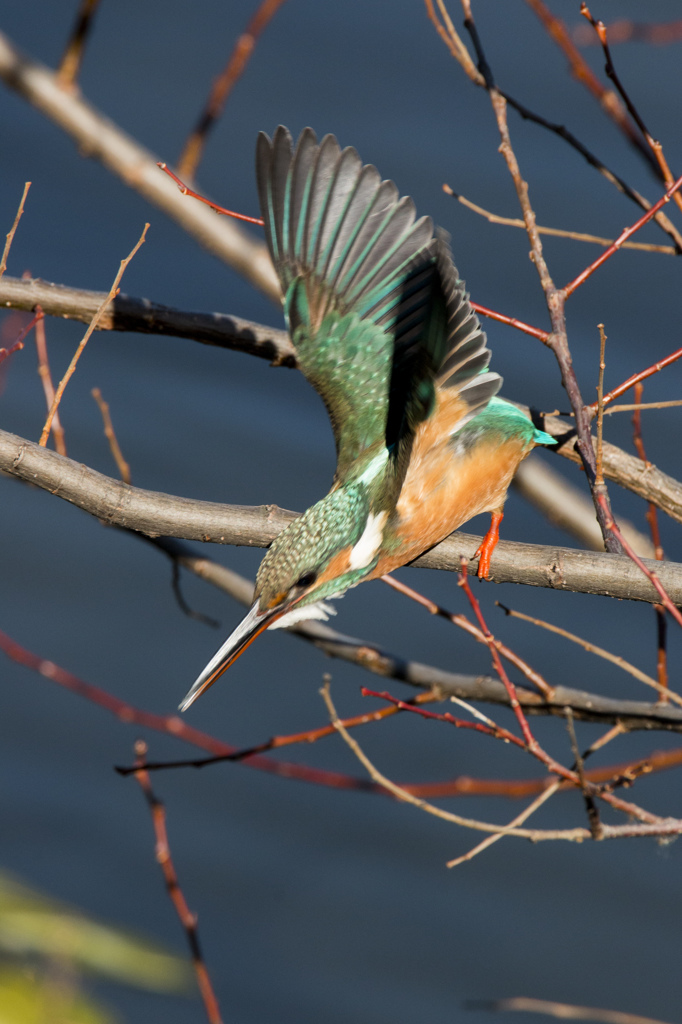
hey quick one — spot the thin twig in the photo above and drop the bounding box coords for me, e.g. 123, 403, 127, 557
446, 780, 561, 867
321, 680, 588, 842
424, 0, 484, 84
497, 603, 681, 707
91, 386, 131, 484
56, 0, 101, 88
361, 688, 527, 751
458, 562, 543, 753
592, 344, 682, 412
381, 573, 554, 697
595, 324, 607, 486
581, 3, 682, 216
469, 300, 549, 342
563, 173, 682, 297
34, 310, 66, 456
444, 186, 676, 253
425, 0, 682, 249
525, 0, 659, 176
478, 995, 674, 1024
39, 224, 149, 448
132, 743, 224, 1024
565, 707, 602, 838
475, 64, 620, 550
0, 181, 30, 279
158, 163, 264, 225
117, 692, 440, 775
177, 0, 289, 180
0, 339, 24, 366
605, 400, 682, 414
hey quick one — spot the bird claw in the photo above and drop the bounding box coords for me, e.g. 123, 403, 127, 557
474, 510, 504, 580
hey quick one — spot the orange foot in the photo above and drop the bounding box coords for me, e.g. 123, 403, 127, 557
474, 510, 504, 580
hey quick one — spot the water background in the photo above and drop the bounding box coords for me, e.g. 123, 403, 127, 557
2, 2, 682, 1021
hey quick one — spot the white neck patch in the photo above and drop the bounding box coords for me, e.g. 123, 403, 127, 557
269, 600, 336, 630
349, 511, 388, 571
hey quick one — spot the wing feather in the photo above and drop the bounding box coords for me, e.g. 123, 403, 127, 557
255, 127, 501, 484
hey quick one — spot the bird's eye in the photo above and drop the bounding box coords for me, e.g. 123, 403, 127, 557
295, 571, 317, 589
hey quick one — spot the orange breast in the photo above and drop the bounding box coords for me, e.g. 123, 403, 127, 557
369, 390, 532, 577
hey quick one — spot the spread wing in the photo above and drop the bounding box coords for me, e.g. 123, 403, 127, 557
256, 126, 501, 485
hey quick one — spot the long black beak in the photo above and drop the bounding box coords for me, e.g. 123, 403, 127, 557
179, 600, 282, 711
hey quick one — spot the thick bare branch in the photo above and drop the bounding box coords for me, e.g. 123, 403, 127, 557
2, 427, 681, 607
0, 275, 294, 364
152, 538, 682, 731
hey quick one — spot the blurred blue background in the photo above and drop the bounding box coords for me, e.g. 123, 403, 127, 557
1, 1, 682, 1021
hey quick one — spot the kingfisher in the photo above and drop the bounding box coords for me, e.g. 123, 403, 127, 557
179, 126, 554, 711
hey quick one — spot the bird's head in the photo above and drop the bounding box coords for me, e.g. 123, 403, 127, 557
179, 484, 388, 710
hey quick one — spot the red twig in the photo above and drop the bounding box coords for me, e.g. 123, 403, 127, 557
589, 343, 682, 413
361, 688, 526, 750
133, 743, 223, 1024
457, 561, 537, 749
116, 692, 439, 775
469, 301, 550, 342
0, 309, 44, 374
574, 18, 682, 47
563, 174, 682, 297
0, 628, 378, 793
158, 163, 264, 224
381, 574, 553, 698
5, 626, 679, 808
0, 339, 24, 366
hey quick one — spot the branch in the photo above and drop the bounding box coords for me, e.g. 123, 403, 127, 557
424, 1, 682, 250
478, 995, 674, 1024
524, 0, 660, 177
149, 539, 682, 733
0, 31, 279, 302
0, 275, 294, 365
2, 276, 680, 525
132, 746, 224, 1024
177, 0, 289, 180
2, 427, 682, 610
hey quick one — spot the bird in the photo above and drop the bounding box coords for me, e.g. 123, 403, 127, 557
179, 126, 555, 711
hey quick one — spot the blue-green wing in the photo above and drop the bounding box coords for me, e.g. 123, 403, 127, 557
256, 127, 501, 482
